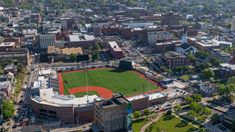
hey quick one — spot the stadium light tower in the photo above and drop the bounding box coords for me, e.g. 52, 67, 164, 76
86, 60, 89, 103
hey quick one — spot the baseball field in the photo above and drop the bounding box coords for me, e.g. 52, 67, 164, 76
58, 68, 161, 98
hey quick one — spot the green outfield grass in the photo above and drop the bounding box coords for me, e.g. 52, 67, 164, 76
62, 68, 159, 96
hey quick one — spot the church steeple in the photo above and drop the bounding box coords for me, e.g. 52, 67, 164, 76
182, 26, 188, 43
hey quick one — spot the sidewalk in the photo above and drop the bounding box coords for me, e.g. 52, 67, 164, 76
140, 112, 163, 132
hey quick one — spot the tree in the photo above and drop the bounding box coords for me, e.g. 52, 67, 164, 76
1, 99, 15, 119
133, 111, 141, 119
227, 76, 235, 84
126, 0, 137, 6
93, 43, 101, 51
195, 63, 211, 71
181, 75, 189, 82
91, 52, 100, 61
203, 68, 215, 79
144, 109, 150, 116
70, 54, 77, 62
189, 102, 203, 114
202, 107, 212, 115
188, 53, 196, 63
210, 113, 220, 123
195, 50, 209, 60
0, 65, 4, 75
174, 104, 182, 113
192, 94, 202, 102
185, 96, 193, 104
217, 83, 235, 102
210, 57, 221, 66
19, 1, 32, 9
187, 110, 196, 118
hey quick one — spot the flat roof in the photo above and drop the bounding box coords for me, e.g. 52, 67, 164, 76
149, 93, 166, 100
127, 92, 166, 101
0, 42, 15, 47
127, 94, 147, 101
108, 41, 122, 52
32, 88, 101, 107
48, 46, 83, 55
69, 34, 95, 42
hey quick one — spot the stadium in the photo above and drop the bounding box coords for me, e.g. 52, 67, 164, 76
30, 61, 167, 124
58, 67, 161, 99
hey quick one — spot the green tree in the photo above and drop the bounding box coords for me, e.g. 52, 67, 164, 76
210, 113, 220, 123
181, 75, 190, 81
144, 109, 150, 116
195, 50, 209, 60
91, 52, 100, 61
188, 53, 196, 63
174, 104, 182, 113
70, 54, 77, 62
19, 1, 32, 9
192, 94, 202, 102
1, 99, 15, 119
217, 83, 235, 102
227, 76, 235, 84
133, 111, 141, 119
189, 102, 203, 114
0, 65, 4, 75
202, 107, 212, 115
203, 68, 215, 79
93, 43, 101, 51
187, 110, 196, 118
185, 96, 193, 104
126, 0, 137, 6
210, 57, 221, 66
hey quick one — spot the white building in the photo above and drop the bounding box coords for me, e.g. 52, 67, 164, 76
147, 31, 174, 45
39, 34, 56, 49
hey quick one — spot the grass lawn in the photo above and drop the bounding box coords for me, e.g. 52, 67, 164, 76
62, 68, 159, 96
74, 91, 98, 97
132, 119, 149, 132
146, 114, 198, 132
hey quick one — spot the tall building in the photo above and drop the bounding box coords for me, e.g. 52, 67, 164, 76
161, 12, 181, 27
39, 34, 56, 49
93, 94, 132, 132
231, 16, 235, 31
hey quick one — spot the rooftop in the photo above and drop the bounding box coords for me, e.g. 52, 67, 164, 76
32, 88, 101, 107
108, 41, 122, 52
48, 46, 83, 55
163, 51, 186, 59
69, 34, 95, 42
0, 42, 15, 47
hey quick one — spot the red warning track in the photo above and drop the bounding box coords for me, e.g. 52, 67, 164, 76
58, 72, 64, 95
69, 86, 113, 99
